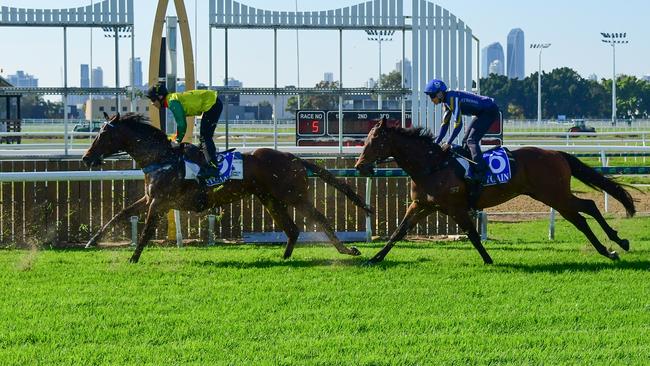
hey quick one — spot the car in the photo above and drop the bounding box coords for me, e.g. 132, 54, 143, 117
73, 123, 101, 133
568, 119, 596, 133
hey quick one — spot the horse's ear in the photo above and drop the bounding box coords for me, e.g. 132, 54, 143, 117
376, 116, 387, 128
103, 112, 110, 121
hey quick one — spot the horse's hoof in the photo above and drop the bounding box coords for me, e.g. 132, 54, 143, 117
84, 239, 96, 249
483, 257, 494, 265
609, 251, 620, 261
128, 256, 140, 264
619, 239, 630, 251
349, 246, 362, 256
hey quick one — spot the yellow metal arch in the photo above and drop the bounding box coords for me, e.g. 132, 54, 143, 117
148, 0, 196, 143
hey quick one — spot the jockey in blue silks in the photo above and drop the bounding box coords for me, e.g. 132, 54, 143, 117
424, 79, 501, 205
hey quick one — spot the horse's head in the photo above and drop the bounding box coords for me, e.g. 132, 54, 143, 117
355, 117, 392, 176
82, 112, 126, 168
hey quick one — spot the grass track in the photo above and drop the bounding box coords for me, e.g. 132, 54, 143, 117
1, 217, 650, 365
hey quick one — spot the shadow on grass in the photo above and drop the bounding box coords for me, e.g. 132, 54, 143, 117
192, 257, 425, 269
495, 259, 650, 273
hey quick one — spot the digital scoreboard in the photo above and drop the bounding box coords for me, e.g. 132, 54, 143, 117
296, 110, 412, 146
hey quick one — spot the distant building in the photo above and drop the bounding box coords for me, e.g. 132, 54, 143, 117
481, 43, 504, 77
588, 73, 599, 82
7, 70, 38, 87
83, 98, 151, 120
323, 72, 334, 83
129, 57, 143, 88
642, 75, 650, 82
224, 77, 242, 87
70, 64, 91, 106
80, 64, 90, 88
507, 28, 525, 79
91, 67, 103, 88
395, 59, 412, 88
366, 78, 378, 88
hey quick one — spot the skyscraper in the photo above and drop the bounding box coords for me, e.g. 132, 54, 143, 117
91, 67, 103, 87
80, 64, 90, 88
507, 28, 525, 79
481, 43, 504, 77
129, 57, 143, 88
323, 72, 334, 83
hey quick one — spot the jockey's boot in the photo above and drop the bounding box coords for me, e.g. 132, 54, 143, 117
197, 160, 220, 180
468, 160, 488, 209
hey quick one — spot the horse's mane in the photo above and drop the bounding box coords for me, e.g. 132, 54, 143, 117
386, 126, 442, 153
115, 112, 170, 143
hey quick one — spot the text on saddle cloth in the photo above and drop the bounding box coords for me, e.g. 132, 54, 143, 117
455, 147, 512, 186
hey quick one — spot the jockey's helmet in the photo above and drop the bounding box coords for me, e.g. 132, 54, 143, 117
146, 83, 168, 101
424, 79, 447, 97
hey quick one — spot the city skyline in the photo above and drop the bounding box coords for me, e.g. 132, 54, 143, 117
507, 28, 525, 79
0, 0, 647, 91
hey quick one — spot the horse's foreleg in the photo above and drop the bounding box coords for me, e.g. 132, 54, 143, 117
85, 196, 148, 248
129, 198, 164, 263
367, 201, 433, 264
452, 211, 493, 264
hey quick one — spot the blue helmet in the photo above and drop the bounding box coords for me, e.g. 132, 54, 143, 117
424, 79, 447, 96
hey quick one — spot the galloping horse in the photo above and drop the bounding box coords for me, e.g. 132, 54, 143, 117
83, 113, 371, 263
355, 119, 636, 264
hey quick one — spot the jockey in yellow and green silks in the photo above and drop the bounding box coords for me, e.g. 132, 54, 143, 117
147, 83, 223, 170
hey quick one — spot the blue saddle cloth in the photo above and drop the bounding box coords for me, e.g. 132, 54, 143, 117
476, 147, 513, 186
204, 151, 242, 187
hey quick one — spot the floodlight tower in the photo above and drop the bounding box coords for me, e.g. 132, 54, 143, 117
530, 43, 551, 123
601, 32, 629, 124
366, 29, 395, 110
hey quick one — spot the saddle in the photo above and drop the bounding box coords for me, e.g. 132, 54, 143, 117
177, 143, 241, 187
447, 145, 517, 186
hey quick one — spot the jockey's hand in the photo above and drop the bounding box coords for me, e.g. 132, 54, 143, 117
440, 143, 452, 153
170, 140, 181, 149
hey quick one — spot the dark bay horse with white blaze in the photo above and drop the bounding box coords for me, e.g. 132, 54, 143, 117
82, 113, 371, 263
355, 119, 636, 264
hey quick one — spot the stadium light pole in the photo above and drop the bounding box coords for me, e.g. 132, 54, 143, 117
530, 43, 551, 123
601, 32, 629, 125
365, 30, 394, 110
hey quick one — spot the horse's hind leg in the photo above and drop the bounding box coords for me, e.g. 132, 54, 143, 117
294, 201, 361, 256
258, 195, 300, 259
573, 196, 630, 251
557, 208, 619, 260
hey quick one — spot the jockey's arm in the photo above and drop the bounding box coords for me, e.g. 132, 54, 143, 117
168, 99, 187, 143
446, 97, 463, 144
435, 106, 452, 144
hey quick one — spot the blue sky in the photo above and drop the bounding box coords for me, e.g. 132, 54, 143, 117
0, 0, 648, 90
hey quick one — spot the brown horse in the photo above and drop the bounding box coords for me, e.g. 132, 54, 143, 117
82, 113, 371, 263
354, 119, 636, 264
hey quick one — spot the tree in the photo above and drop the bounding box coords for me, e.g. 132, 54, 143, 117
286, 80, 340, 114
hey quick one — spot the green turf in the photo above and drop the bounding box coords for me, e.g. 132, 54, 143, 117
1, 217, 650, 365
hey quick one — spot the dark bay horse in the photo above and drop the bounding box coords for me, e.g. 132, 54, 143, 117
82, 113, 371, 263
355, 119, 636, 264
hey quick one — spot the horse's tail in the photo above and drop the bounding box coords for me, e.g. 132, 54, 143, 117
559, 151, 636, 217
300, 159, 373, 215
